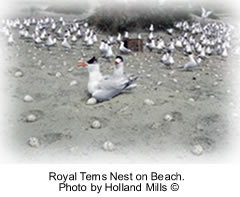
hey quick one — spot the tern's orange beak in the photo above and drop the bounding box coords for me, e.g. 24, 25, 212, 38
114, 61, 119, 65
77, 61, 87, 67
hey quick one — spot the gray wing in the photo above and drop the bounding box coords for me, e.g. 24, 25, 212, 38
92, 75, 136, 101
183, 61, 197, 71
99, 75, 130, 90
92, 88, 123, 101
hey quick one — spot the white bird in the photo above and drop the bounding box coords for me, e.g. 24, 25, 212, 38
108, 35, 115, 45
113, 56, 125, 77
34, 35, 42, 43
62, 36, 72, 50
185, 43, 193, 54
31, 18, 37, 25
113, 56, 137, 89
201, 7, 212, 19
175, 37, 183, 48
76, 29, 82, 38
199, 47, 207, 59
175, 21, 183, 29
93, 33, 98, 43
24, 29, 33, 40
161, 52, 168, 64
178, 53, 198, 71
149, 24, 154, 32
146, 39, 156, 51
56, 27, 62, 38
77, 57, 103, 95
148, 32, 154, 40
161, 51, 174, 67
85, 35, 94, 47
7, 32, 14, 45
59, 16, 64, 24
84, 22, 88, 28
166, 28, 173, 35
167, 39, 175, 52
206, 45, 212, 55
117, 33, 122, 42
104, 44, 114, 59
124, 31, 129, 39
119, 41, 131, 54
51, 23, 56, 32
216, 44, 222, 55
196, 42, 202, 54
71, 34, 78, 44
40, 29, 47, 40
221, 46, 228, 57
156, 38, 165, 51
196, 56, 204, 64
77, 57, 136, 101
45, 34, 56, 49
99, 40, 108, 56
137, 33, 142, 40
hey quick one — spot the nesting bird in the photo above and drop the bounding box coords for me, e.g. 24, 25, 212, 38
77, 56, 137, 102
119, 41, 131, 54
177, 52, 198, 71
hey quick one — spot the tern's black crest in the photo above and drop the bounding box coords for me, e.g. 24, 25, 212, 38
87, 56, 97, 64
115, 56, 123, 62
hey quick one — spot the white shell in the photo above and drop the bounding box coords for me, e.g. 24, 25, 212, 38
68, 67, 74, 72
164, 114, 173, 121
144, 99, 155, 105
196, 124, 204, 131
172, 78, 178, 83
55, 72, 62, 77
157, 81, 162, 86
15, 71, 23, 77
23, 95, 33, 102
103, 141, 115, 151
191, 144, 204, 156
189, 98, 195, 102
195, 85, 201, 89
91, 120, 101, 129
37, 60, 42, 66
28, 137, 40, 148
86, 98, 97, 105
26, 114, 37, 122
70, 80, 78, 86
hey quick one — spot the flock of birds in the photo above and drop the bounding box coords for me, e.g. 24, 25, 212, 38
0, 7, 233, 101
